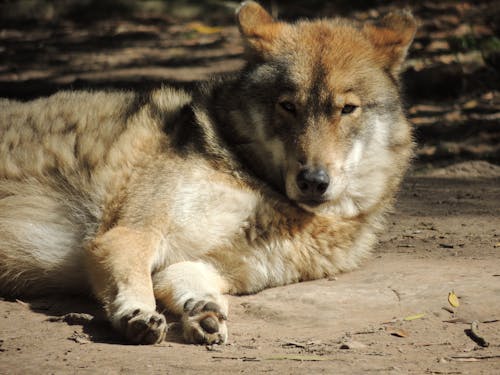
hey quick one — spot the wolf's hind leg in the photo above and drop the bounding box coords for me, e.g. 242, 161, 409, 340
87, 226, 167, 344
153, 261, 228, 344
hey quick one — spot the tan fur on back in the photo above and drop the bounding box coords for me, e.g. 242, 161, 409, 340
0, 2, 416, 345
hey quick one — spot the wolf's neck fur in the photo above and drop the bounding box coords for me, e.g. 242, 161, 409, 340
160, 74, 280, 201
183, 72, 285, 197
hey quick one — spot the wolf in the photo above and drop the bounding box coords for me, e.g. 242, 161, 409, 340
0, 2, 416, 345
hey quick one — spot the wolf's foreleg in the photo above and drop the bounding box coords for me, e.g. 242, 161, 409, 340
87, 226, 167, 344
152, 261, 228, 344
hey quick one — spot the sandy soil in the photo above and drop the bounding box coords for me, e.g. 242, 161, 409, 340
0, 169, 499, 374
1, 2, 499, 373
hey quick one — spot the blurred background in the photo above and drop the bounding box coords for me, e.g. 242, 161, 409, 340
0, 0, 499, 170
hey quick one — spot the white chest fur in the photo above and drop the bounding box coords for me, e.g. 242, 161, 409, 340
146, 163, 259, 268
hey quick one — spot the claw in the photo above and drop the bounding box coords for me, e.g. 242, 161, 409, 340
120, 309, 167, 345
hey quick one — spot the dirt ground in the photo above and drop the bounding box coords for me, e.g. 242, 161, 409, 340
0, 168, 499, 374
0, 1, 499, 374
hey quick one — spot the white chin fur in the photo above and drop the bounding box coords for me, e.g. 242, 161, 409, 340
297, 202, 319, 213
297, 196, 360, 218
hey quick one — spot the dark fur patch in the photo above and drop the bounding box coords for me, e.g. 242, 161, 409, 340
122, 91, 152, 121
306, 64, 334, 119
162, 104, 205, 154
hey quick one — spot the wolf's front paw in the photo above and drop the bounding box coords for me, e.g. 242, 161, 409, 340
182, 299, 228, 344
120, 309, 167, 344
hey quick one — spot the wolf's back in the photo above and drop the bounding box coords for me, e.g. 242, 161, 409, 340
0, 92, 130, 295
0, 88, 193, 295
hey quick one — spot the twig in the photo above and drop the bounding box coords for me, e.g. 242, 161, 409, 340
265, 354, 331, 362
466, 320, 489, 347
439, 243, 454, 249
443, 317, 469, 324
282, 341, 306, 349
15, 299, 29, 308
212, 356, 260, 362
390, 288, 402, 302
48, 313, 95, 325
212, 356, 239, 360
449, 355, 500, 361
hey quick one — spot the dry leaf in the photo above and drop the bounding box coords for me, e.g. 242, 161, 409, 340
386, 327, 409, 338
187, 22, 223, 35
463, 99, 479, 109
448, 291, 460, 307
404, 313, 425, 321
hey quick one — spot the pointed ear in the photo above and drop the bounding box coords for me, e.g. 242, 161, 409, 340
236, 1, 284, 59
363, 11, 417, 77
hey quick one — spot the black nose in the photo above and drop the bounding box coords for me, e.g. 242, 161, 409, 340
296, 167, 330, 198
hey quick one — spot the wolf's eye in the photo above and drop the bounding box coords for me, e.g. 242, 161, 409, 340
341, 104, 358, 115
279, 101, 296, 115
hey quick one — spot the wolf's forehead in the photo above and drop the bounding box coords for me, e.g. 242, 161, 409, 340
291, 22, 371, 59
286, 56, 364, 102
284, 22, 375, 93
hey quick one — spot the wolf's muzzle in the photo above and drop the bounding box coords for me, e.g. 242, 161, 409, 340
296, 167, 330, 202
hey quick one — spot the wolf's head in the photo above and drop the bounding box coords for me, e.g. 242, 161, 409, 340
224, 2, 416, 217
